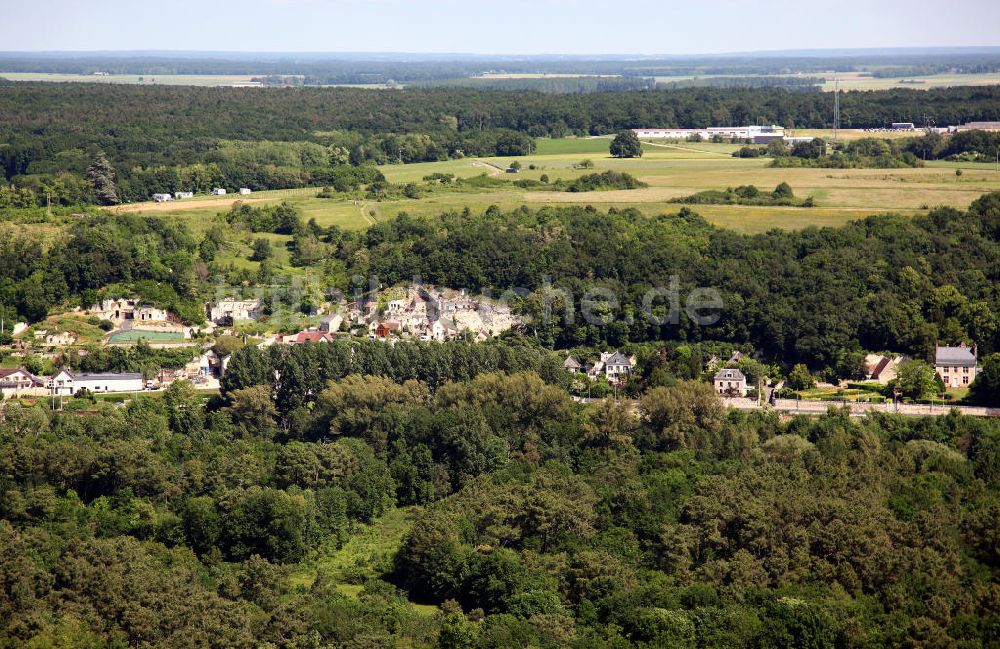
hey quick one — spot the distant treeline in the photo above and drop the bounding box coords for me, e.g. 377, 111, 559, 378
2, 83, 1000, 204
656, 76, 825, 90
413, 76, 657, 93
2, 51, 999, 82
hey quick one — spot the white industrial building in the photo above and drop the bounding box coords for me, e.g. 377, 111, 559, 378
633, 125, 786, 141
49, 370, 145, 396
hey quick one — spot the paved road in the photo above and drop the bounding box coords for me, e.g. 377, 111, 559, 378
573, 396, 999, 418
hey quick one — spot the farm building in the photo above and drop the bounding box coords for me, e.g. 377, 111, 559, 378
48, 370, 144, 396
152, 193, 173, 202
633, 125, 784, 141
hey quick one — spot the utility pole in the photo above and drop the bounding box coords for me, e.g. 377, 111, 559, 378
832, 78, 840, 143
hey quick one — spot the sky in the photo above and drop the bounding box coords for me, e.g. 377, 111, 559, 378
2, 0, 1000, 55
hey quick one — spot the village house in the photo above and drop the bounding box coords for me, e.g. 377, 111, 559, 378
714, 368, 749, 396
319, 313, 344, 333
587, 351, 636, 384
563, 356, 583, 373
0, 368, 45, 398
281, 330, 336, 344
935, 344, 978, 389
415, 319, 447, 341
604, 351, 635, 384
865, 353, 906, 384
374, 322, 401, 339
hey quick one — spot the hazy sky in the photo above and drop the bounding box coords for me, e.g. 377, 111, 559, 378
3, 0, 999, 55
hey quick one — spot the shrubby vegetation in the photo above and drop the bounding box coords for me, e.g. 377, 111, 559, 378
0, 214, 204, 323
557, 171, 647, 192
769, 137, 923, 168
904, 129, 1000, 162
670, 182, 813, 207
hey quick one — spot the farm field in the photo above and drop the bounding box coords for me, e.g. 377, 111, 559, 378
0, 72, 271, 86
118, 138, 1000, 240
818, 71, 1000, 91
650, 71, 1000, 92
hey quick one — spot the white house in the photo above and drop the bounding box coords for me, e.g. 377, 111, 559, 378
49, 370, 144, 396
604, 351, 635, 384
211, 188, 227, 195
587, 351, 635, 384
0, 368, 44, 390
714, 368, 749, 396
238, 188, 252, 195
152, 193, 174, 203
175, 191, 194, 199
935, 344, 978, 389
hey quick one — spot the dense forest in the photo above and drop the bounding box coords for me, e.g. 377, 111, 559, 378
334, 193, 1000, 368
1, 350, 999, 646
2, 83, 1000, 204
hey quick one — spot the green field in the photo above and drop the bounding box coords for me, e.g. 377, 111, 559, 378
117, 139, 1000, 243
288, 506, 438, 615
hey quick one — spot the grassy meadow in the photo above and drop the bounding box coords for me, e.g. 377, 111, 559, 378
0, 72, 271, 86
116, 135, 1000, 271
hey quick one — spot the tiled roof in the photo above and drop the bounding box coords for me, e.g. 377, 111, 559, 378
935, 345, 976, 367
714, 368, 746, 381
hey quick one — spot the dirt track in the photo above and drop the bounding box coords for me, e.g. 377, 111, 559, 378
108, 195, 273, 213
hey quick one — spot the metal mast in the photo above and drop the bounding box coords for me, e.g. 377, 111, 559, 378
833, 78, 840, 142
